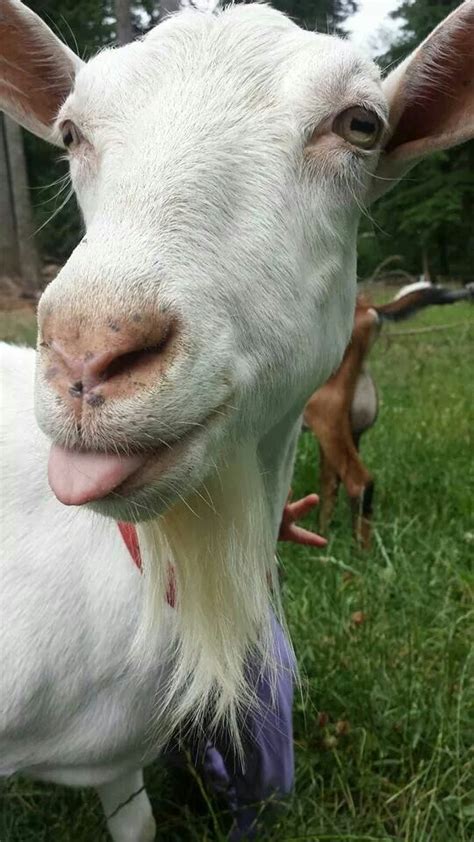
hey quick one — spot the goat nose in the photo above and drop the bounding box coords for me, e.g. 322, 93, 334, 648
50, 344, 126, 394
40, 312, 177, 405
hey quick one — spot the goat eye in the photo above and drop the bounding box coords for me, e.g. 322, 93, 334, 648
333, 107, 382, 149
61, 120, 81, 150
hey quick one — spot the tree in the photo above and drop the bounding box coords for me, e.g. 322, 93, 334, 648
115, 0, 134, 44
0, 116, 18, 278
270, 0, 357, 33
0, 114, 41, 289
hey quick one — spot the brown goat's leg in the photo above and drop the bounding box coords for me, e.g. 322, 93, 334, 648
318, 445, 341, 535
344, 434, 374, 549
349, 477, 374, 550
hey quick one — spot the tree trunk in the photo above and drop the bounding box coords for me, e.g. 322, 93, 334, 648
0, 114, 19, 277
0, 114, 41, 289
115, 0, 134, 46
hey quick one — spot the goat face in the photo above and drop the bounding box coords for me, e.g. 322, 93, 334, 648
33, 6, 386, 517
3, 0, 472, 521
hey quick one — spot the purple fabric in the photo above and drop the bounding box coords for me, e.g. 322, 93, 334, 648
197, 615, 295, 839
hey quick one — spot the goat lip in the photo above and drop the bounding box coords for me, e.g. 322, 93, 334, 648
48, 445, 147, 506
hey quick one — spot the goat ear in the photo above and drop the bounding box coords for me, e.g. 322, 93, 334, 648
371, 0, 474, 201
0, 0, 83, 144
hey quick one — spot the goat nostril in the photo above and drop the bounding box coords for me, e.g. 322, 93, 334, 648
103, 340, 170, 383
101, 325, 173, 381
69, 381, 84, 398
45, 319, 175, 394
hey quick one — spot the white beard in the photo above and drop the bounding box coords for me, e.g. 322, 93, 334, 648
135, 442, 291, 752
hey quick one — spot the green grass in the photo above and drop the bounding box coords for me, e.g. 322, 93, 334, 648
0, 307, 37, 347
1, 295, 473, 841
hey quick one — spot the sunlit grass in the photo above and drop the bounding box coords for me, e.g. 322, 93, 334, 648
1, 295, 473, 841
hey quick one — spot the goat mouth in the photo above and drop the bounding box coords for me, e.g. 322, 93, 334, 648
48, 445, 150, 506
48, 431, 196, 508
47, 407, 225, 507
47, 395, 234, 507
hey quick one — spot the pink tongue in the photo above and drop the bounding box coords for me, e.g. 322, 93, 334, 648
48, 445, 146, 506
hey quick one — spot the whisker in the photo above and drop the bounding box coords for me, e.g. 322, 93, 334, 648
33, 187, 75, 237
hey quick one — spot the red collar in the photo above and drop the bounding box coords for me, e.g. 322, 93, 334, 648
118, 522, 176, 608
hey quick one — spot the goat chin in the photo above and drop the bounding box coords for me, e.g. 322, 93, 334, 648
134, 443, 290, 754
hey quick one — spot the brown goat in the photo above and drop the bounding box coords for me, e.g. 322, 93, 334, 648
303, 283, 473, 548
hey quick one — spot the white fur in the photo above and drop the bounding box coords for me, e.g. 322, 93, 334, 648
1, 3, 472, 839
393, 279, 432, 300
137, 449, 282, 743
31, 4, 385, 738
0, 344, 164, 839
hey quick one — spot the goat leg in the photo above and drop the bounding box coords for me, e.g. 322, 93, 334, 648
318, 444, 341, 534
349, 477, 374, 550
96, 769, 155, 842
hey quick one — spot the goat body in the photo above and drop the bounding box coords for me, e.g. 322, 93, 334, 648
304, 284, 474, 547
0, 342, 295, 841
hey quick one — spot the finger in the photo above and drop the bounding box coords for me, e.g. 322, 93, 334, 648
286, 493, 320, 520
285, 524, 327, 547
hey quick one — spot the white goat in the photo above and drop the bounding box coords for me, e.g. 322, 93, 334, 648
1, 1, 473, 839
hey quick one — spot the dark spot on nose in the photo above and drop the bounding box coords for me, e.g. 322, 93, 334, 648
107, 320, 121, 332
132, 314, 142, 323
45, 366, 59, 381
86, 393, 105, 408
84, 351, 94, 362
69, 381, 83, 398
